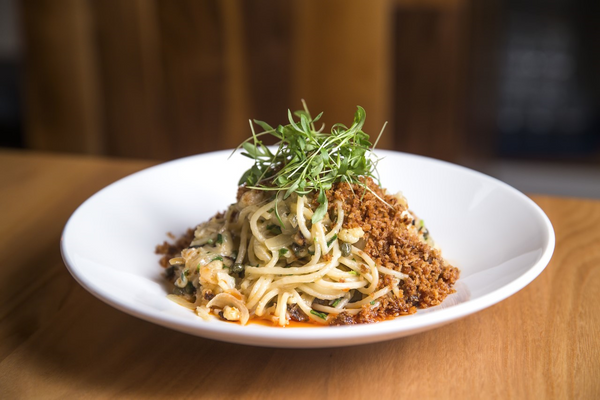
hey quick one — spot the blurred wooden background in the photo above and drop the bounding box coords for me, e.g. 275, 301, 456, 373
20, 0, 479, 162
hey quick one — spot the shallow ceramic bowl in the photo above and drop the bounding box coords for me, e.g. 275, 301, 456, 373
61, 150, 555, 348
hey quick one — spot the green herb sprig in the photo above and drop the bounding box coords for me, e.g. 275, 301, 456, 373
234, 101, 386, 223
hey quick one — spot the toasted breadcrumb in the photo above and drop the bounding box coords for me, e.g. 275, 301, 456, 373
327, 178, 459, 325
155, 228, 195, 268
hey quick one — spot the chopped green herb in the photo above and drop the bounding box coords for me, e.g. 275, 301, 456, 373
310, 310, 328, 320
211, 256, 224, 262
233, 103, 387, 223
207, 238, 214, 245
279, 248, 289, 256
348, 270, 359, 276
331, 298, 341, 307
216, 234, 224, 244
370, 300, 376, 305
326, 234, 338, 247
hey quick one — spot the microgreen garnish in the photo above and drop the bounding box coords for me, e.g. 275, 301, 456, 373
233, 101, 386, 223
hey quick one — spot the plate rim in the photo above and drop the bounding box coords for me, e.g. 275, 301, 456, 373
61, 149, 555, 348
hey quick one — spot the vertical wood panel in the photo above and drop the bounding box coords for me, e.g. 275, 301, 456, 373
393, 6, 467, 161
93, 0, 170, 159
157, 0, 226, 156
241, 0, 293, 134
21, 0, 104, 154
219, 0, 250, 148
20, 0, 470, 161
290, 0, 394, 149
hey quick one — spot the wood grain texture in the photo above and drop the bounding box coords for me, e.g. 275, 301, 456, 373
2, 150, 598, 399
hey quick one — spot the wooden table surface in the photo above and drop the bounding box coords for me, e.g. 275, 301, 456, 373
1, 149, 599, 399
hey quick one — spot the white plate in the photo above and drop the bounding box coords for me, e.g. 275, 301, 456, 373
61, 150, 555, 348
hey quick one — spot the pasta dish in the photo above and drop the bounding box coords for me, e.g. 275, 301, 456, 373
156, 104, 459, 326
